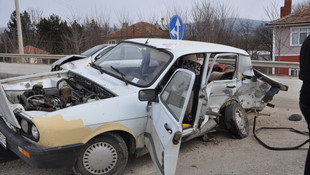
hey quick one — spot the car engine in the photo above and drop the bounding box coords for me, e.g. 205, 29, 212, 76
17, 74, 114, 111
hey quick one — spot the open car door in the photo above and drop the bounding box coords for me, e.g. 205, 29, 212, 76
143, 69, 195, 175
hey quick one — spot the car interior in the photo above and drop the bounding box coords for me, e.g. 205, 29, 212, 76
158, 53, 238, 130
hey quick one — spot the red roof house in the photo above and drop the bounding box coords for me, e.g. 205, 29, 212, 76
15, 45, 49, 54
102, 22, 169, 44
14, 45, 49, 64
266, 0, 310, 76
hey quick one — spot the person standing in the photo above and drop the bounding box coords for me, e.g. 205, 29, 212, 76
300, 34, 310, 175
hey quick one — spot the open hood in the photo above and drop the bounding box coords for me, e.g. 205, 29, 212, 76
0, 83, 20, 128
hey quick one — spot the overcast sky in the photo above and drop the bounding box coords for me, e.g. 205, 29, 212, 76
0, 0, 307, 28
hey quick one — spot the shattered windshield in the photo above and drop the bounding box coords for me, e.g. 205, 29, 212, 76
95, 42, 172, 86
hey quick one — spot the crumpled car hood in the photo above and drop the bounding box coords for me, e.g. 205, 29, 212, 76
51, 55, 85, 69
60, 57, 92, 70
70, 67, 139, 96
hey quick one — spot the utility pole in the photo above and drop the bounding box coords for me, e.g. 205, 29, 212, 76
15, 0, 24, 62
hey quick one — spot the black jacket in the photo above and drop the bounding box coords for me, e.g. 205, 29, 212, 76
300, 35, 310, 82
300, 35, 310, 105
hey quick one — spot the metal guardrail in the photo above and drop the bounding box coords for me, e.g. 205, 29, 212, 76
252, 60, 299, 69
212, 58, 299, 69
0, 53, 300, 69
0, 53, 67, 64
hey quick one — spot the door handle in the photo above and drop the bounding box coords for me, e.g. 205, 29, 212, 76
164, 123, 172, 134
226, 85, 236, 88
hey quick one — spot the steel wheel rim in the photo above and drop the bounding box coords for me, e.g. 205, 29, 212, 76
83, 142, 118, 174
235, 108, 246, 133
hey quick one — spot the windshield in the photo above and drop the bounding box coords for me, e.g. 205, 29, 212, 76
96, 42, 172, 86
81, 45, 106, 57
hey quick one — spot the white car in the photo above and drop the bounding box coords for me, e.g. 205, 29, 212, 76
0, 39, 287, 175
51, 44, 115, 71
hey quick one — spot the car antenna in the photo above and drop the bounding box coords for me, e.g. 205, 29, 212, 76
145, 38, 149, 44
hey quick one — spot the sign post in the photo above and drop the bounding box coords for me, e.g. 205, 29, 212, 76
169, 15, 184, 40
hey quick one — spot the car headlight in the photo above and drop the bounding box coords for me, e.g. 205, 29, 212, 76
21, 119, 29, 133
15, 112, 40, 142
31, 125, 39, 140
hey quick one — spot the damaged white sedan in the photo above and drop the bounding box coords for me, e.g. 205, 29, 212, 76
0, 39, 287, 175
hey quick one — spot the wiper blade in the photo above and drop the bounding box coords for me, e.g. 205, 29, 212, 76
110, 66, 129, 85
90, 63, 104, 73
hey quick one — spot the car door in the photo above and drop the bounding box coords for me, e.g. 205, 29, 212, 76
205, 54, 238, 110
144, 69, 195, 175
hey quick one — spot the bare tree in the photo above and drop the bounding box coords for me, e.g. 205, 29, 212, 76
61, 20, 85, 54
117, 11, 133, 29
265, 0, 281, 21
189, 1, 236, 45
237, 19, 256, 52
293, 0, 310, 11
89, 9, 112, 36
265, 0, 291, 74
253, 24, 273, 59
137, 10, 159, 25
28, 8, 43, 26
161, 1, 190, 32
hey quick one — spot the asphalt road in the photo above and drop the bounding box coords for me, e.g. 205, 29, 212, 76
0, 62, 50, 79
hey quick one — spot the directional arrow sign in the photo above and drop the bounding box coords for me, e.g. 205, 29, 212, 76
169, 15, 184, 40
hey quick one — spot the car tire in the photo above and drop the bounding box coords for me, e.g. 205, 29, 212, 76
73, 133, 128, 175
224, 103, 249, 139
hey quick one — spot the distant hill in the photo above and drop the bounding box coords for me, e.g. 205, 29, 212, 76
184, 18, 266, 34
228, 18, 266, 33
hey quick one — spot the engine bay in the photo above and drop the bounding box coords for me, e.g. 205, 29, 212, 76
10, 73, 115, 112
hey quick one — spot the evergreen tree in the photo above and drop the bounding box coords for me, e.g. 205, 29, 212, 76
4, 10, 35, 52
36, 14, 70, 54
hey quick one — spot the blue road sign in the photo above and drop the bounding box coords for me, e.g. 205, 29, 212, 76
169, 15, 184, 40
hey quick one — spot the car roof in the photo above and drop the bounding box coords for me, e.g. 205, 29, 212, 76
125, 38, 249, 56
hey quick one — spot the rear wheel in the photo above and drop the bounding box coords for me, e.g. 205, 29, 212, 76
224, 103, 249, 139
73, 133, 128, 175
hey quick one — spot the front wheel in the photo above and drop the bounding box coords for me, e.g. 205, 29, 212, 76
73, 133, 128, 175
224, 103, 249, 139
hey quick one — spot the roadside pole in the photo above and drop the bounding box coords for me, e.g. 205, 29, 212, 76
15, 0, 25, 63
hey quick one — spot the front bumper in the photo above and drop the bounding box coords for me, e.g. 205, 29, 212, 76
0, 118, 84, 169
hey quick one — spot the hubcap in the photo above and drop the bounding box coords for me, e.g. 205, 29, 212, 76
235, 108, 246, 133
83, 142, 118, 174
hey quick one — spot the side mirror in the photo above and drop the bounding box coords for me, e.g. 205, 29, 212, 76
242, 69, 255, 79
242, 73, 253, 79
94, 55, 100, 61
138, 89, 158, 102
242, 73, 257, 82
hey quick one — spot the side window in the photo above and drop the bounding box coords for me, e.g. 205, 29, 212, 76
208, 54, 237, 82
160, 71, 192, 121
180, 54, 204, 75
158, 53, 204, 90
